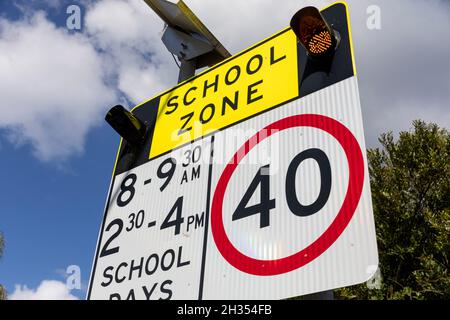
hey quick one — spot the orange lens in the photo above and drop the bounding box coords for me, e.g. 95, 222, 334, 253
290, 7, 336, 58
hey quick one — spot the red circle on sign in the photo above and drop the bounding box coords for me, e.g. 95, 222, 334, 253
211, 114, 365, 276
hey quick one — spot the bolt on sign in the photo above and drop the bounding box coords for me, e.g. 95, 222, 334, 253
88, 2, 378, 300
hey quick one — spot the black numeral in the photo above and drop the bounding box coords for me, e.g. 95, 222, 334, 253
161, 197, 184, 235
182, 146, 202, 167
232, 165, 275, 228
126, 210, 145, 232
117, 174, 137, 207
286, 148, 332, 217
233, 148, 332, 228
100, 219, 123, 257
157, 158, 176, 191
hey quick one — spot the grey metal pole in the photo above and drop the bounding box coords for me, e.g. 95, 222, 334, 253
178, 59, 196, 83
302, 290, 334, 300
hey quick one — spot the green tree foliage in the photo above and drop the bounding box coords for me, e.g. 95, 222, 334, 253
336, 120, 449, 299
0, 232, 5, 300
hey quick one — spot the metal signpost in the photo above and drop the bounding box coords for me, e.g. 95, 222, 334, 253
88, 1, 378, 300
142, 0, 230, 82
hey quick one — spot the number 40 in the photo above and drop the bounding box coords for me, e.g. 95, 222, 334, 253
232, 148, 332, 228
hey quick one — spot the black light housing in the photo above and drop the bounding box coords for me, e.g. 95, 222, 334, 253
290, 6, 339, 59
105, 105, 147, 145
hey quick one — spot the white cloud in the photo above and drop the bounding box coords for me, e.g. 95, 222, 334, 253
186, 0, 330, 54
346, 0, 450, 146
0, 12, 116, 162
9, 280, 79, 300
1, 0, 449, 163
185, 0, 450, 146
85, 0, 178, 103
83, 0, 331, 104
87, 0, 450, 147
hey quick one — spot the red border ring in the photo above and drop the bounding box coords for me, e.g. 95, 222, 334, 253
211, 114, 365, 276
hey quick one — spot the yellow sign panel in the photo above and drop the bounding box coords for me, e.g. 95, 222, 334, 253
150, 29, 299, 158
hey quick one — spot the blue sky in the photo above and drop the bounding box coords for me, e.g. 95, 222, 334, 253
0, 1, 98, 298
0, 119, 114, 299
0, 1, 116, 300
0, 0, 130, 299
1, 0, 450, 300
